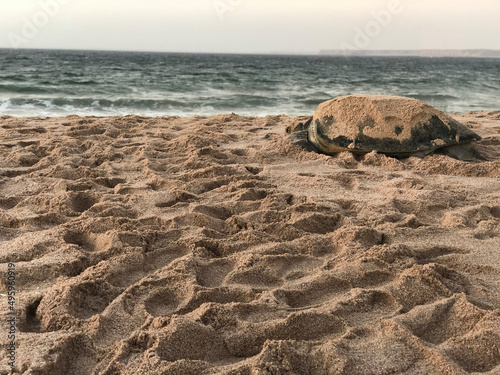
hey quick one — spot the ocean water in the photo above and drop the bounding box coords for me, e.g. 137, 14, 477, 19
0, 49, 499, 117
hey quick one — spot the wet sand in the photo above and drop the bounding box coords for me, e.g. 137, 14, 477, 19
0, 111, 499, 374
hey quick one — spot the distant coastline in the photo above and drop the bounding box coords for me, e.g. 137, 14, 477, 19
319, 49, 500, 58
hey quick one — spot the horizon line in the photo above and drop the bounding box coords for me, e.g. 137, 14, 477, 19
1, 47, 500, 57
0, 47, 318, 56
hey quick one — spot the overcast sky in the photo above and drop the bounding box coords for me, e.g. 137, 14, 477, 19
0, 0, 499, 53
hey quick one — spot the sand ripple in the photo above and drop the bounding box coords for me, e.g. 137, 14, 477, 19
0, 112, 499, 374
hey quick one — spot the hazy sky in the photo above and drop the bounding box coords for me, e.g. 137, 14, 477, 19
0, 0, 499, 53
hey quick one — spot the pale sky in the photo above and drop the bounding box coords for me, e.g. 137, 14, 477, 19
0, 0, 499, 53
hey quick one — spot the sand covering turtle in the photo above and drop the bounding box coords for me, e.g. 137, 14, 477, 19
287, 95, 482, 160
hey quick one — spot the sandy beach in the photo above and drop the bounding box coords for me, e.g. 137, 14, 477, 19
0, 111, 499, 374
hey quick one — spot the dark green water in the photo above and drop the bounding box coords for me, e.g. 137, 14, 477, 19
0, 49, 499, 116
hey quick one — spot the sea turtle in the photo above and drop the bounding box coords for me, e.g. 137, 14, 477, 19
286, 95, 482, 160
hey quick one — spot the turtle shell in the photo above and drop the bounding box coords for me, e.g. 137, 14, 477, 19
308, 95, 481, 156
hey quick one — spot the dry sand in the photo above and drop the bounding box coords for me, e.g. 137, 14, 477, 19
0, 111, 499, 374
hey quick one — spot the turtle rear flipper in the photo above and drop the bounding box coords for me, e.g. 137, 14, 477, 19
436, 144, 485, 161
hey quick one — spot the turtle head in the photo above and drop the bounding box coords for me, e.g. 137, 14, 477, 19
286, 117, 313, 134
